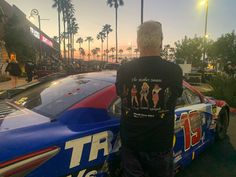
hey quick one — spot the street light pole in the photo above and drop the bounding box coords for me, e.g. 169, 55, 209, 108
203, 0, 209, 64
141, 0, 144, 24
30, 9, 42, 61
37, 14, 42, 61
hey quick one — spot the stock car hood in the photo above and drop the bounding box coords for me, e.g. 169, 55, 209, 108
0, 101, 51, 133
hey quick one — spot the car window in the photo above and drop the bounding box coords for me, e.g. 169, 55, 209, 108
109, 98, 121, 118
11, 75, 112, 119
184, 88, 202, 105
176, 89, 189, 108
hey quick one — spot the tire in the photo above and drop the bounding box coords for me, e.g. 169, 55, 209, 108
216, 108, 229, 140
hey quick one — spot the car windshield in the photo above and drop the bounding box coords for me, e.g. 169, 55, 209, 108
10, 75, 112, 119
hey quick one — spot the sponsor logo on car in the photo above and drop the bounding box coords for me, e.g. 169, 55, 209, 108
65, 131, 121, 169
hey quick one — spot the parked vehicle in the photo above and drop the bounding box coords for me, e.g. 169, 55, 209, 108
0, 71, 230, 177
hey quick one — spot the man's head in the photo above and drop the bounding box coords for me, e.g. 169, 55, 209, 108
137, 21, 163, 57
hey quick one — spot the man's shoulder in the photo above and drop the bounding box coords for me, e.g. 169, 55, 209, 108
162, 60, 182, 73
118, 59, 137, 72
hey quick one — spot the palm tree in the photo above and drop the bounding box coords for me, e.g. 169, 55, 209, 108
95, 48, 100, 59
102, 24, 113, 62
61, 0, 74, 61
70, 18, 79, 59
110, 47, 116, 60
91, 48, 98, 59
107, 0, 124, 63
52, 0, 62, 59
127, 47, 132, 58
85, 36, 93, 61
76, 37, 83, 58
79, 47, 86, 59
119, 49, 123, 59
66, 13, 74, 60
97, 31, 106, 61
61, 0, 69, 59
134, 48, 139, 58
60, 32, 68, 59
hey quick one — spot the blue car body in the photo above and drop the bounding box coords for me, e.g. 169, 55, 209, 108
0, 71, 229, 177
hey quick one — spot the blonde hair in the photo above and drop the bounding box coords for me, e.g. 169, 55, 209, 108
137, 21, 163, 51
10, 57, 17, 62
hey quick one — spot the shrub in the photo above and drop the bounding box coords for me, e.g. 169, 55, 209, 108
207, 74, 236, 107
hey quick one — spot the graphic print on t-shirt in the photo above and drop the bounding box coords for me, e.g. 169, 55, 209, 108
125, 77, 169, 119
131, 84, 139, 107
152, 84, 162, 108
140, 82, 150, 107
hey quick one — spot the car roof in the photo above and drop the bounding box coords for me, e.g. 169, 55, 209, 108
78, 70, 117, 83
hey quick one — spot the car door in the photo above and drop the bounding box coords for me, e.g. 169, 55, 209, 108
174, 86, 214, 168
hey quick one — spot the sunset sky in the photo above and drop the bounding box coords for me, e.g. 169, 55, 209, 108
6, 0, 236, 52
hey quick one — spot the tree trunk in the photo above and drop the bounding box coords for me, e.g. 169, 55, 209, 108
67, 22, 70, 62
141, 0, 144, 24
71, 33, 73, 60
115, 7, 118, 63
58, 6, 61, 59
101, 41, 103, 61
67, 35, 70, 62
88, 41, 90, 61
107, 32, 109, 62
63, 12, 66, 60
79, 43, 81, 58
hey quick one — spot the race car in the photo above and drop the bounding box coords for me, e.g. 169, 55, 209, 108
0, 71, 230, 177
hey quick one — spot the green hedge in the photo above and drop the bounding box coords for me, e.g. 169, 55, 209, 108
207, 74, 236, 107
0, 75, 11, 82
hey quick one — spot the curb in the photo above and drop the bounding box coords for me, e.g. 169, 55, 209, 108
230, 107, 236, 113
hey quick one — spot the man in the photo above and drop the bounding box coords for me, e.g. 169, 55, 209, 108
116, 21, 183, 177
25, 61, 34, 82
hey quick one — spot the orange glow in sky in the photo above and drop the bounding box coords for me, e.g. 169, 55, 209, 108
6, 0, 236, 60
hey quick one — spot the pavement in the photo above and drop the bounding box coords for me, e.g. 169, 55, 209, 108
176, 113, 236, 177
0, 77, 35, 91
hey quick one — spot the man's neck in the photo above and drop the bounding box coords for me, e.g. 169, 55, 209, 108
139, 50, 161, 57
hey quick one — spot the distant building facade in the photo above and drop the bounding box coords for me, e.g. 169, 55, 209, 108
0, 0, 59, 64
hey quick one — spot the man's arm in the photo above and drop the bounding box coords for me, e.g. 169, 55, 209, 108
167, 64, 183, 108
115, 67, 123, 97
173, 65, 183, 98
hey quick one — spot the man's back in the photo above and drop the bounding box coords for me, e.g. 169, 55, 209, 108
116, 56, 183, 152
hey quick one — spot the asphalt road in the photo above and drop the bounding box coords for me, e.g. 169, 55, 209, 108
176, 113, 236, 177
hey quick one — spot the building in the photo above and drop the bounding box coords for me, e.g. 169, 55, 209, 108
0, 0, 60, 64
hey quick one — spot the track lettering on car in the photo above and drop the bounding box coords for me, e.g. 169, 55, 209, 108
180, 111, 202, 151
67, 169, 97, 177
65, 131, 120, 169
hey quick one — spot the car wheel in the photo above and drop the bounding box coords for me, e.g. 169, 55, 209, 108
216, 108, 229, 140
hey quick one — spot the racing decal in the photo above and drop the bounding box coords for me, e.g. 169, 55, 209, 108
65, 131, 121, 169
180, 111, 202, 151
0, 146, 60, 177
67, 169, 97, 177
192, 151, 195, 160
14, 97, 28, 106
173, 150, 182, 163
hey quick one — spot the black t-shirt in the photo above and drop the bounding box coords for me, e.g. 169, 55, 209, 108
116, 56, 183, 152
